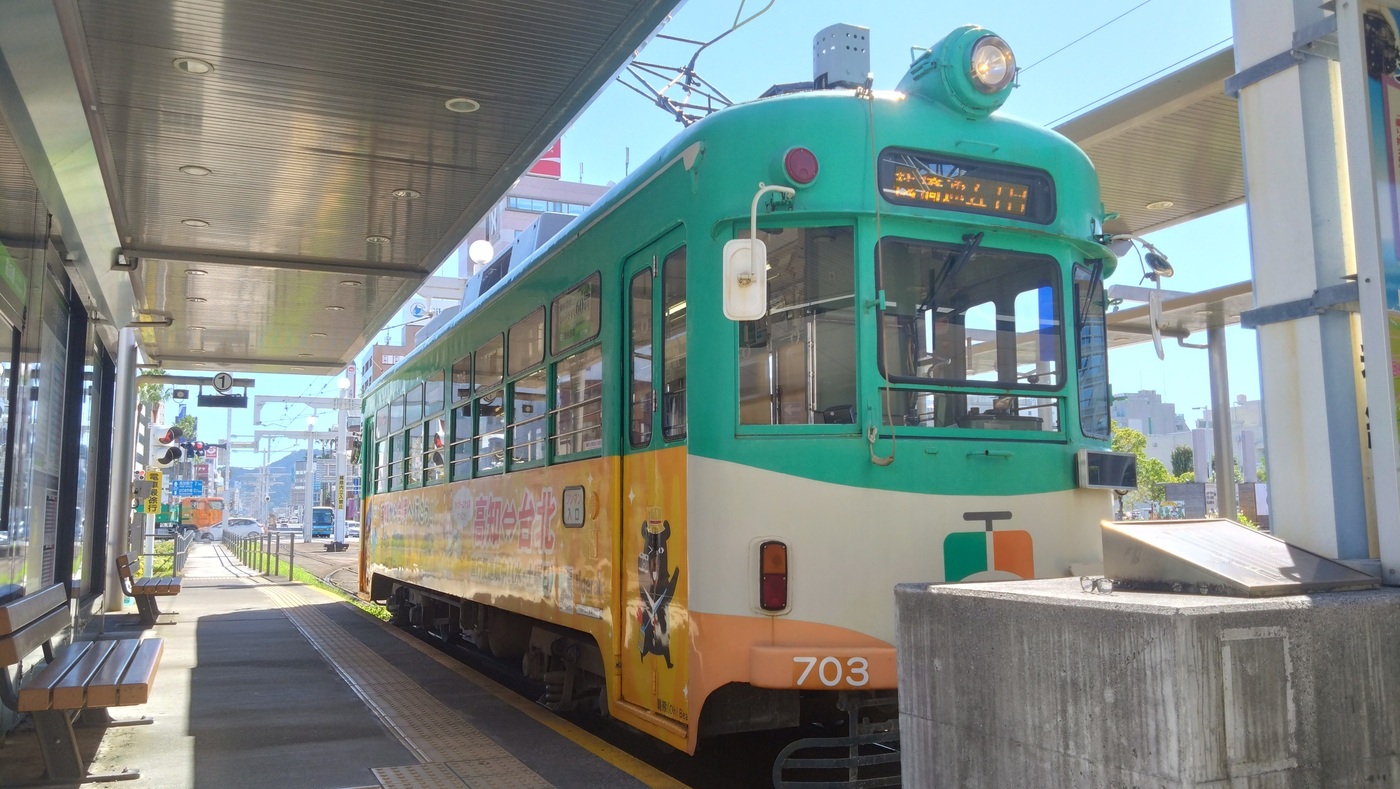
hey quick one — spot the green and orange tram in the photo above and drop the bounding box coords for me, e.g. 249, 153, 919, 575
358, 24, 1129, 775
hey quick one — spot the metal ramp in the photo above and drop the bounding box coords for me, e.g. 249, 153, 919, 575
1103, 519, 1380, 597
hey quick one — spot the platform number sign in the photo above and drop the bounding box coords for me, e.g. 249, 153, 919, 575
213, 372, 233, 393
562, 486, 585, 527
143, 470, 162, 514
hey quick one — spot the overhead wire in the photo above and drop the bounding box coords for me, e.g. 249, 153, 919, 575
1047, 37, 1232, 126
1019, 0, 1155, 73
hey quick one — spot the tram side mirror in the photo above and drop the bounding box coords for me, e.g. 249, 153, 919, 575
722, 238, 769, 321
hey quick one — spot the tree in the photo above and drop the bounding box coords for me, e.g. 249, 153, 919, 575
137, 368, 168, 406
175, 413, 197, 441
1256, 456, 1267, 482
1170, 444, 1194, 477
1111, 423, 1172, 512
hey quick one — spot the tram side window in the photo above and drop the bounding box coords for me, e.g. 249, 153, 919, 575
375, 438, 388, 493
474, 335, 505, 475
510, 370, 548, 466
554, 345, 603, 457
509, 308, 545, 374
405, 384, 424, 426
630, 271, 654, 446
663, 249, 687, 440
451, 354, 473, 479
552, 273, 601, 354
738, 227, 856, 426
388, 395, 404, 434
387, 437, 401, 492
424, 370, 445, 417
424, 416, 447, 484
405, 424, 423, 487
1075, 262, 1110, 438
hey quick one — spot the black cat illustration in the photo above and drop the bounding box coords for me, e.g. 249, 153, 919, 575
638, 518, 680, 668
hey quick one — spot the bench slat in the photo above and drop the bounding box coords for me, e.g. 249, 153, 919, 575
49, 641, 119, 710
0, 585, 67, 637
117, 639, 163, 705
81, 639, 143, 708
0, 606, 71, 666
16, 642, 97, 711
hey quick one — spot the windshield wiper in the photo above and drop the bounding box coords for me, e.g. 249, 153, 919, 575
1075, 258, 1105, 361
922, 232, 985, 313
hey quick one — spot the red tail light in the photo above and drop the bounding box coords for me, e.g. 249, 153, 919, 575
759, 541, 788, 611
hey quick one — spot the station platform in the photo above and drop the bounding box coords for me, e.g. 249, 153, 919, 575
2, 544, 680, 788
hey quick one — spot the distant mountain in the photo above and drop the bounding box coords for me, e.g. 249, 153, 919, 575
230, 452, 303, 516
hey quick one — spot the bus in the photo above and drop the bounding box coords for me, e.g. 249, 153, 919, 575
311, 506, 335, 539
358, 23, 1126, 776
178, 497, 224, 537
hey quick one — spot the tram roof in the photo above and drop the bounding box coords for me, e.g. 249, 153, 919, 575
0, 0, 680, 374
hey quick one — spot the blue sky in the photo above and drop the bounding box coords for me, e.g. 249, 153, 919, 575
174, 0, 1247, 467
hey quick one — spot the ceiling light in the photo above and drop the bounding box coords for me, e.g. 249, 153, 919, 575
172, 57, 213, 74
291, 366, 305, 371
186, 268, 208, 276
1145, 200, 1174, 210
192, 362, 207, 367
325, 305, 345, 311
190, 326, 206, 331
366, 235, 390, 244
310, 332, 328, 338
187, 296, 207, 303
298, 353, 313, 358
444, 97, 481, 113
182, 219, 209, 227
179, 165, 212, 176
339, 279, 363, 287
189, 348, 203, 353
391, 188, 421, 199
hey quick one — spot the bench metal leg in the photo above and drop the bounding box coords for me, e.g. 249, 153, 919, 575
132, 594, 158, 628
31, 709, 83, 783
25, 709, 142, 786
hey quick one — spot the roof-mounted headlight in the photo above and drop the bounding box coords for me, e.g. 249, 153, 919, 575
898, 26, 1018, 118
968, 36, 1015, 94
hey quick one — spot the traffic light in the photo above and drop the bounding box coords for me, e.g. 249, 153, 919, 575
154, 425, 183, 466
193, 441, 205, 457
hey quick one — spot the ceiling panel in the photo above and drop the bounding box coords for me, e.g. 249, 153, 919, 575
52, 0, 679, 372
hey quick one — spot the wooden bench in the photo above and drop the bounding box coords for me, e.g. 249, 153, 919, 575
115, 553, 181, 628
0, 584, 163, 783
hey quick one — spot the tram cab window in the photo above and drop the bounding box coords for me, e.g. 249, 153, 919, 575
375, 438, 388, 493
552, 273, 601, 354
876, 237, 1062, 431
509, 308, 545, 374
1075, 262, 1110, 438
387, 438, 401, 492
388, 395, 404, 434
737, 226, 856, 426
405, 384, 424, 426
476, 335, 504, 390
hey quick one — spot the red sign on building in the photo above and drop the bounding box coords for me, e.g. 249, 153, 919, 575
528, 140, 562, 179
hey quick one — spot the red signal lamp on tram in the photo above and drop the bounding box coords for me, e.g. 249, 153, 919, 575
758, 540, 789, 612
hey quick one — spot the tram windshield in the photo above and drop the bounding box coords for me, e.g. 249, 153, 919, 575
877, 237, 1062, 430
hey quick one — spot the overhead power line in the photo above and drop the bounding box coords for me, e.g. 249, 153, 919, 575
1020, 0, 1155, 73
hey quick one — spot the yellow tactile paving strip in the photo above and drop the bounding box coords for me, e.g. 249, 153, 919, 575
258, 585, 553, 788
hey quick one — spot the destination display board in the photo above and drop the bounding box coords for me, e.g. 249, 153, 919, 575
878, 148, 1055, 223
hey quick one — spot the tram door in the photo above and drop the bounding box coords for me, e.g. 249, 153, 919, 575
619, 229, 691, 727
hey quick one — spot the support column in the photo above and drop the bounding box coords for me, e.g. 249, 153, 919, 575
103, 328, 137, 612
1207, 324, 1237, 519
1232, 0, 1370, 560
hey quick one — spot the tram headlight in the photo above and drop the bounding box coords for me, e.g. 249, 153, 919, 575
897, 25, 1017, 118
968, 36, 1015, 94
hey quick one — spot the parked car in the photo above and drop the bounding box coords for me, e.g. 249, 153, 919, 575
345, 521, 360, 539
205, 517, 263, 542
